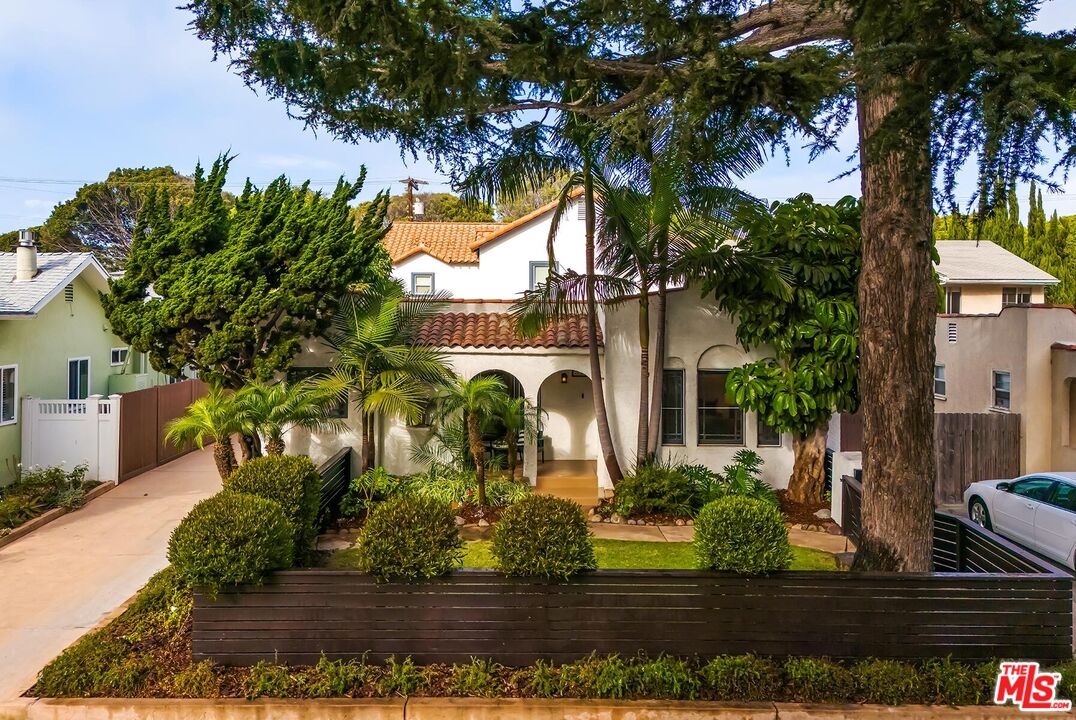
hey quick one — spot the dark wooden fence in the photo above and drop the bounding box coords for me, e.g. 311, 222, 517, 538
119, 379, 208, 481
935, 412, 1022, 504
840, 474, 862, 546
193, 512, 1072, 666
316, 447, 352, 530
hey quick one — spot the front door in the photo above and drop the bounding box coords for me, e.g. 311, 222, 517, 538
67, 357, 90, 400
1035, 481, 1076, 566
993, 477, 1055, 546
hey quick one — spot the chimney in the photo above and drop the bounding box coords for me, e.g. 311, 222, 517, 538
16, 230, 38, 281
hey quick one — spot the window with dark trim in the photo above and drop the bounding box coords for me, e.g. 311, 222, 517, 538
756, 415, 781, 447
934, 364, 946, 397
529, 261, 550, 290
1002, 287, 1032, 306
0, 365, 16, 425
945, 289, 961, 314
697, 370, 743, 445
660, 368, 684, 445
992, 370, 1011, 411
411, 272, 435, 296
287, 368, 348, 419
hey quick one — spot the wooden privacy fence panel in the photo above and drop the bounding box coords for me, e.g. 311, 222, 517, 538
935, 412, 1021, 504
119, 379, 208, 481
840, 474, 862, 546
194, 512, 1072, 667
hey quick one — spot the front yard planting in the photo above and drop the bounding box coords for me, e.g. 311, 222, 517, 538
0, 463, 99, 539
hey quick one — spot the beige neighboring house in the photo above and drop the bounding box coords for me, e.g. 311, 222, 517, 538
936, 240, 1057, 314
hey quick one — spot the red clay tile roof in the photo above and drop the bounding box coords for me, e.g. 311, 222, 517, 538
382, 221, 506, 264
415, 312, 601, 349
469, 188, 584, 251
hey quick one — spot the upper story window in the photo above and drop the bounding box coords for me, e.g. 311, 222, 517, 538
0, 365, 16, 425
945, 289, 961, 314
110, 347, 129, 367
1002, 287, 1032, 306
934, 363, 946, 397
411, 272, 435, 296
992, 370, 1011, 411
529, 261, 550, 290
697, 369, 744, 445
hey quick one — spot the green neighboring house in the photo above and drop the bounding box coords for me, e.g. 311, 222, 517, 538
0, 233, 169, 481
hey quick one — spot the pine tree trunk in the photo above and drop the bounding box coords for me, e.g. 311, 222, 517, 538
468, 414, 488, 506
636, 285, 650, 463
212, 438, 237, 480
265, 436, 285, 455
787, 424, 829, 505
583, 169, 624, 485
646, 280, 667, 456
850, 69, 936, 572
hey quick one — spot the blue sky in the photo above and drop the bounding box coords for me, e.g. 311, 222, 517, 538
1, 1, 1074, 231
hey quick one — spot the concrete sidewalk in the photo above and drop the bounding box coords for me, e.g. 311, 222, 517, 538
0, 448, 220, 700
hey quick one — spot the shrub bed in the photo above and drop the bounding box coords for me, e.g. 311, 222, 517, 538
491, 495, 596, 579
0, 463, 97, 534
353, 494, 464, 582
224, 454, 321, 562
694, 496, 792, 574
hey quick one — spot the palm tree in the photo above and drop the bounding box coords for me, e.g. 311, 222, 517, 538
238, 380, 345, 455
164, 384, 249, 479
322, 277, 451, 472
433, 375, 509, 506
486, 395, 543, 477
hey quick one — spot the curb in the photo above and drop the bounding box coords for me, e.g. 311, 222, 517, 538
0, 698, 1055, 719
0, 483, 115, 552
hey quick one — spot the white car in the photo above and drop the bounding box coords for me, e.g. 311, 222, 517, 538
964, 472, 1076, 569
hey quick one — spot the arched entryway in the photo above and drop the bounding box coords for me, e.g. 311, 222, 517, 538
535, 370, 599, 507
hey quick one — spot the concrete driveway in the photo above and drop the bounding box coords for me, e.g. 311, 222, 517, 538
0, 448, 220, 699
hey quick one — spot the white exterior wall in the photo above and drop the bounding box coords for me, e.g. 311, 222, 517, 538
391, 254, 482, 296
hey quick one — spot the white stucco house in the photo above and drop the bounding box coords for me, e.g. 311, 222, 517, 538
286, 196, 794, 500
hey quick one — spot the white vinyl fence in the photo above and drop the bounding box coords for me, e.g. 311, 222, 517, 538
20, 395, 121, 483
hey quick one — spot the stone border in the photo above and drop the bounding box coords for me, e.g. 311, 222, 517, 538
0, 483, 114, 551
0, 698, 1058, 719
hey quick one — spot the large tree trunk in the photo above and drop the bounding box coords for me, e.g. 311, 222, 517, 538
636, 284, 650, 463
850, 69, 936, 572
468, 413, 488, 506
212, 438, 237, 480
787, 424, 829, 504
583, 169, 624, 485
646, 279, 667, 456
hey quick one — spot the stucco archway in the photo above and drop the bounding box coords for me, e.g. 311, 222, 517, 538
534, 369, 599, 508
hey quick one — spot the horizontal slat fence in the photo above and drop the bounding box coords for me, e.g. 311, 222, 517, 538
194, 512, 1072, 666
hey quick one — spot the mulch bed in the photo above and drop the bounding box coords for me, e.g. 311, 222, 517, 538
776, 490, 840, 533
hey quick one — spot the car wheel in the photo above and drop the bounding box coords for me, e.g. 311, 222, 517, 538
969, 497, 992, 530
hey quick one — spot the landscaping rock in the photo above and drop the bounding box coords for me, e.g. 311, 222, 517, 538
477, 519, 490, 528
686, 519, 694, 526
454, 516, 466, 526
674, 518, 686, 527
814, 508, 832, 520
827, 524, 843, 535
610, 514, 623, 524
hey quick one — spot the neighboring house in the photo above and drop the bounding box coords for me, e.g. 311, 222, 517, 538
936, 240, 1057, 314
0, 233, 168, 481
289, 196, 792, 497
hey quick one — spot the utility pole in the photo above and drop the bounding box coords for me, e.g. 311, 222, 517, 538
399, 177, 428, 220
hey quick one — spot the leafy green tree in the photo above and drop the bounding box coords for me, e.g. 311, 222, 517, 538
486, 395, 542, 477
354, 192, 494, 223
322, 277, 451, 472
104, 156, 390, 388
703, 195, 861, 505
187, 0, 1076, 571
494, 177, 568, 221
433, 375, 509, 507
238, 380, 344, 456
164, 384, 250, 479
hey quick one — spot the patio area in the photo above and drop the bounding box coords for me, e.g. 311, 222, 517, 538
535, 459, 599, 508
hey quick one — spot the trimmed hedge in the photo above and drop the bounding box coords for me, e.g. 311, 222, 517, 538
491, 494, 596, 579
693, 496, 791, 574
224, 454, 321, 563
355, 494, 463, 582
167, 492, 294, 593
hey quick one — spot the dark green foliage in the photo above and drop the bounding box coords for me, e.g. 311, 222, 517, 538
614, 457, 696, 517
301, 656, 374, 698
920, 658, 994, 706
694, 497, 791, 574
1050, 661, 1076, 705
378, 656, 428, 696
700, 655, 782, 701
171, 662, 222, 698
244, 661, 296, 699
558, 654, 633, 699
0, 463, 93, 530
354, 192, 494, 223
35, 633, 131, 697
339, 467, 405, 518
852, 660, 925, 705
354, 494, 463, 582
103, 156, 390, 387
447, 658, 504, 697
167, 492, 294, 593
783, 658, 856, 703
224, 454, 321, 563
491, 495, 596, 579
631, 656, 701, 700
515, 660, 561, 699
680, 452, 777, 508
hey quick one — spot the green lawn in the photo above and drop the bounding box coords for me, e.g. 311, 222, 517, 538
329, 539, 837, 571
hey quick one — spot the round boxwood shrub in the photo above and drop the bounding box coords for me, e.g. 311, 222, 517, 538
224, 454, 321, 563
491, 495, 596, 579
694, 496, 791, 574
168, 492, 294, 593
355, 494, 463, 582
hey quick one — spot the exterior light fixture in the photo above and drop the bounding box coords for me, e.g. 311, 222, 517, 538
560, 372, 568, 384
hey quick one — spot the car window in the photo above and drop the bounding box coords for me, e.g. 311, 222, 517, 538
1011, 478, 1056, 501
1050, 482, 1076, 512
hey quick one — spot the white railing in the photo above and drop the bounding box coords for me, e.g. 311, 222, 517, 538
20, 394, 121, 483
